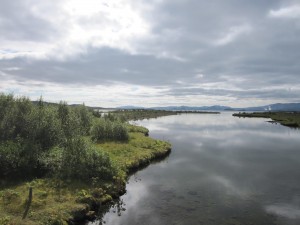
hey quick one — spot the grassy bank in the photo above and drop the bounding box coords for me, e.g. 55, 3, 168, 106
108, 109, 177, 121
0, 94, 171, 225
232, 112, 300, 128
105, 109, 220, 122
0, 125, 171, 225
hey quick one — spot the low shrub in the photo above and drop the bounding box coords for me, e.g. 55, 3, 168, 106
91, 119, 129, 142
41, 138, 118, 182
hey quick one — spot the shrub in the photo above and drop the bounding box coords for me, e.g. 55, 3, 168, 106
41, 138, 117, 181
0, 141, 23, 177
0, 93, 119, 180
113, 122, 129, 141
91, 119, 129, 142
73, 104, 93, 135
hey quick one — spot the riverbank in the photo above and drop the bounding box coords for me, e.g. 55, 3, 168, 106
232, 112, 300, 128
0, 124, 171, 225
109, 109, 220, 121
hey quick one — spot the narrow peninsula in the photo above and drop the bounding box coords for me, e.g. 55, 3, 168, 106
233, 111, 300, 128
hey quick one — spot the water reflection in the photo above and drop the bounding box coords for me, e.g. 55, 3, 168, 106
91, 112, 300, 225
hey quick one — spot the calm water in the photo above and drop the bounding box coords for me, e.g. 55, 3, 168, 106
91, 112, 300, 225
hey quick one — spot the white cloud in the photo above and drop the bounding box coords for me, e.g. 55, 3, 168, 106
269, 5, 300, 19
214, 24, 252, 46
0, 76, 171, 107
156, 51, 187, 62
3, 67, 21, 71
195, 74, 204, 79
0, 0, 151, 60
210, 175, 248, 196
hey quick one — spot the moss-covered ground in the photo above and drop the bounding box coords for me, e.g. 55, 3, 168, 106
0, 125, 171, 225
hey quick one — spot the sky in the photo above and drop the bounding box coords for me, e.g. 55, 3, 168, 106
0, 0, 300, 107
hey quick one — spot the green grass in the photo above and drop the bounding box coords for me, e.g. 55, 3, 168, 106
126, 124, 149, 135
233, 112, 300, 128
0, 178, 117, 225
97, 132, 171, 171
0, 125, 171, 225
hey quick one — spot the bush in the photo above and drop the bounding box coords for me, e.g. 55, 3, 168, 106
0, 94, 33, 141
113, 122, 129, 141
0, 141, 23, 177
0, 139, 41, 178
0, 93, 118, 181
73, 104, 93, 135
41, 138, 117, 181
26, 105, 63, 150
91, 119, 129, 142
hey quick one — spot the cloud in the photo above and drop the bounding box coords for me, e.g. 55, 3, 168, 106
2, 67, 21, 71
269, 5, 300, 19
213, 24, 252, 46
195, 74, 204, 79
0, 0, 151, 60
1, 0, 300, 107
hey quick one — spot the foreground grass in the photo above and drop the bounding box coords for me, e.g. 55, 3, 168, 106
0, 126, 171, 225
98, 132, 171, 172
233, 112, 300, 128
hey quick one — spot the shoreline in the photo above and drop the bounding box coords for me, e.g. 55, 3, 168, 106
69, 127, 172, 224
75, 146, 172, 224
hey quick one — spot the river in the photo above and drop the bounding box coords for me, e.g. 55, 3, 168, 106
90, 112, 300, 225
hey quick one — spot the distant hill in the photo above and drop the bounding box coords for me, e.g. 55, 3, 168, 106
243, 103, 300, 112
149, 105, 233, 111
116, 105, 145, 110
118, 103, 300, 112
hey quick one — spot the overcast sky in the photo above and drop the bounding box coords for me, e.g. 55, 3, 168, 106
1, 0, 300, 107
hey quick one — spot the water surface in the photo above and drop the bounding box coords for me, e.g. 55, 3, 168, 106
91, 112, 300, 225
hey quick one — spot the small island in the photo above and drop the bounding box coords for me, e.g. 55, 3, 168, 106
0, 94, 171, 225
232, 111, 300, 128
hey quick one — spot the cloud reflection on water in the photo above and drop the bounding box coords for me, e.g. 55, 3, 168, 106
266, 204, 300, 219
95, 113, 300, 225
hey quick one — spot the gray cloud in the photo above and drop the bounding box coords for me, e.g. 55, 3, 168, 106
0, 0, 300, 106
165, 86, 300, 100
0, 0, 62, 42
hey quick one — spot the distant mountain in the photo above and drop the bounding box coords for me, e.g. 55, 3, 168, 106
150, 105, 233, 111
116, 105, 145, 109
243, 103, 300, 112
118, 103, 300, 112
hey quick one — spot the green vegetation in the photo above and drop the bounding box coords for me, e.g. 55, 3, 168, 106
0, 93, 171, 224
98, 109, 220, 122
91, 119, 129, 142
108, 109, 178, 121
233, 111, 300, 128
